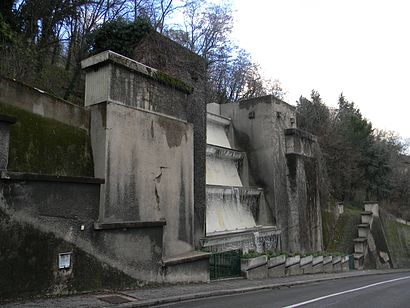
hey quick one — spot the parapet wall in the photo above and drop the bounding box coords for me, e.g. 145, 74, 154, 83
0, 76, 89, 130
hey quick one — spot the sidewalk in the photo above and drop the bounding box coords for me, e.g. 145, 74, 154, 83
4, 269, 410, 308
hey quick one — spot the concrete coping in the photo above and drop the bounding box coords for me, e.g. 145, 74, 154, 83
332, 256, 342, 264
323, 256, 333, 265
206, 185, 263, 197
0, 171, 104, 184
267, 255, 286, 268
285, 255, 301, 267
363, 201, 379, 204
300, 255, 313, 267
206, 144, 245, 161
81, 50, 193, 94
207, 112, 231, 126
354, 237, 367, 242
204, 225, 280, 239
353, 253, 364, 260
94, 220, 166, 231
241, 255, 267, 271
161, 251, 210, 267
312, 256, 324, 266
341, 255, 350, 263
357, 223, 370, 228
361, 211, 373, 216
284, 128, 317, 142
0, 114, 17, 124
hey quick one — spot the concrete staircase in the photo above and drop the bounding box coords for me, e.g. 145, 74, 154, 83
353, 204, 379, 269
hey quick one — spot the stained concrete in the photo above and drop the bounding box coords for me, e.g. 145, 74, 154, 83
0, 114, 16, 169
0, 76, 89, 130
221, 96, 323, 253
91, 102, 194, 258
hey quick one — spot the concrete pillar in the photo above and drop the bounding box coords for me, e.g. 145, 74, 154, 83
0, 114, 17, 170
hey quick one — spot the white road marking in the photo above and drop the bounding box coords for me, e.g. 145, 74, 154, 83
283, 276, 410, 308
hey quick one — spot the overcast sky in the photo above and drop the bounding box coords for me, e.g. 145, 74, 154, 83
230, 0, 410, 139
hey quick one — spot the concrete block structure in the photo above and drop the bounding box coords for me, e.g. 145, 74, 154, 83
221, 96, 324, 253
268, 255, 286, 277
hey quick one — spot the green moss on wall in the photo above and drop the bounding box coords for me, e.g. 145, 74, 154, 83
0, 208, 140, 302
153, 70, 194, 94
0, 102, 93, 177
323, 207, 361, 253
381, 211, 410, 268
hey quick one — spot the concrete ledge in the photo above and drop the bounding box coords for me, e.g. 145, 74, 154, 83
243, 265, 268, 279
94, 220, 166, 230
241, 255, 267, 271
300, 255, 313, 267
161, 251, 210, 266
312, 263, 324, 274
268, 255, 286, 268
0, 76, 89, 130
206, 112, 231, 126
0, 171, 104, 184
284, 128, 317, 142
285, 255, 301, 267
286, 264, 302, 276
206, 144, 245, 161
312, 256, 324, 266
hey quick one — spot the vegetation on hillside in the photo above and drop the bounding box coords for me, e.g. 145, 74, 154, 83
297, 90, 410, 219
0, 0, 283, 105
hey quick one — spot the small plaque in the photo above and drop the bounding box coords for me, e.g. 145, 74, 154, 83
59, 252, 71, 269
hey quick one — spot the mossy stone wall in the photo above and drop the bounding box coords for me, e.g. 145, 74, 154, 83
0, 102, 93, 176
0, 208, 139, 302
381, 210, 410, 268
323, 206, 361, 253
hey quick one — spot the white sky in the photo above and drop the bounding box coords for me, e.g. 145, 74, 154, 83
230, 0, 410, 139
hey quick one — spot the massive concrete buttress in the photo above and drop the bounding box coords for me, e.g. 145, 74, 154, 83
221, 96, 323, 253
82, 50, 209, 282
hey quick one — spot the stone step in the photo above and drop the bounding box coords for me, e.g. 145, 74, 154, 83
358, 223, 370, 237
361, 211, 373, 224
357, 223, 370, 228
206, 144, 245, 161
353, 237, 367, 242
354, 238, 367, 254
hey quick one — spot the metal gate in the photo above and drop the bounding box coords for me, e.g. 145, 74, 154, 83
209, 250, 241, 280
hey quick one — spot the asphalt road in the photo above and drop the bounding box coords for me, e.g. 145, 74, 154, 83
164, 272, 410, 308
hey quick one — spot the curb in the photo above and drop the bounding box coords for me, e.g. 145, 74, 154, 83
117, 269, 410, 307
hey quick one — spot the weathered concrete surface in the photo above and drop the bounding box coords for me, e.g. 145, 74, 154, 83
285, 255, 301, 276
133, 33, 207, 250
243, 264, 268, 279
201, 227, 281, 253
0, 114, 16, 169
241, 255, 268, 271
0, 75, 89, 130
221, 96, 323, 253
364, 201, 379, 217
300, 255, 313, 274
0, 173, 149, 300
91, 102, 194, 258
241, 255, 268, 279
82, 52, 191, 121
161, 252, 210, 283
312, 256, 324, 273
341, 256, 350, 272
323, 256, 333, 273
268, 264, 285, 278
